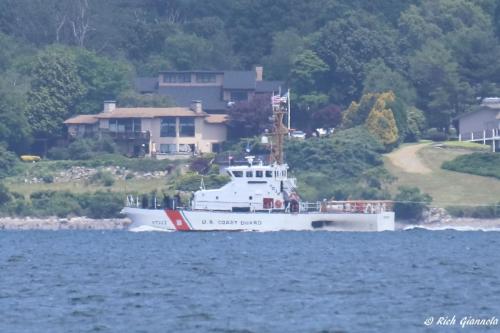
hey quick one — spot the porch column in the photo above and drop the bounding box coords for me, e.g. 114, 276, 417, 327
483, 130, 486, 144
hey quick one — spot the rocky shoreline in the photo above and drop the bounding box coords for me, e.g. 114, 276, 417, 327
0, 217, 131, 230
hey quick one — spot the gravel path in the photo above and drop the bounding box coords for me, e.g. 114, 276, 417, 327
385, 143, 432, 174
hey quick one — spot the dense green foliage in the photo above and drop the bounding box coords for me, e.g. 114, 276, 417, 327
0, 145, 20, 178
0, 190, 125, 218
446, 203, 500, 219
442, 153, 500, 179
285, 127, 393, 200
394, 186, 433, 220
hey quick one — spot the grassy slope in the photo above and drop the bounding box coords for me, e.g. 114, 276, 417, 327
4, 159, 182, 197
384, 143, 500, 206
6, 178, 168, 197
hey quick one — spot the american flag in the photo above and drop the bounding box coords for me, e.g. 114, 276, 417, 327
271, 94, 287, 105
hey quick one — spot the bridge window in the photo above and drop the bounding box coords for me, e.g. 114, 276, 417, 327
233, 171, 243, 177
265, 171, 273, 178
246, 171, 253, 177
256, 171, 263, 178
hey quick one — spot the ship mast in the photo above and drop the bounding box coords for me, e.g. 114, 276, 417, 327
270, 95, 288, 165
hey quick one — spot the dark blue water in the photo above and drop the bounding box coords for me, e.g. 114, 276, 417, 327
1, 230, 500, 333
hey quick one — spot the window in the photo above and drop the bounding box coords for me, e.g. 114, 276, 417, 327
233, 171, 243, 177
256, 171, 263, 178
108, 118, 141, 133
230, 91, 248, 101
159, 144, 176, 154
160, 117, 176, 137
179, 118, 195, 137
163, 73, 191, 83
246, 171, 253, 178
265, 171, 273, 178
196, 73, 216, 83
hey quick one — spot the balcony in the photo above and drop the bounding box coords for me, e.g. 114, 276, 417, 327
101, 130, 150, 141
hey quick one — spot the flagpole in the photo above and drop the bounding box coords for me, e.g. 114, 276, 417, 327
287, 88, 291, 137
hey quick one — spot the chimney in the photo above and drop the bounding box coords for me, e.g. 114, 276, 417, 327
103, 100, 116, 113
190, 100, 203, 113
255, 66, 263, 81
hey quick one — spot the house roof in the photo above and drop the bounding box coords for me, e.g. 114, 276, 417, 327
256, 80, 283, 93
64, 115, 99, 125
134, 77, 157, 93
223, 71, 256, 90
454, 106, 500, 120
96, 107, 207, 119
205, 114, 229, 124
157, 86, 228, 111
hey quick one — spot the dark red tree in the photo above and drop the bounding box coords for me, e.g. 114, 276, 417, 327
227, 94, 273, 138
311, 104, 342, 129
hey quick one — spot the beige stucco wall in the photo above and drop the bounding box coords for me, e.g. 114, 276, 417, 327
145, 117, 226, 154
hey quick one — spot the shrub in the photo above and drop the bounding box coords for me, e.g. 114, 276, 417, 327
125, 172, 135, 180
0, 145, 20, 178
394, 186, 432, 221
90, 170, 115, 187
78, 191, 124, 218
442, 153, 500, 179
0, 183, 12, 206
424, 128, 448, 142
29, 191, 82, 217
42, 175, 54, 183
189, 157, 213, 175
446, 204, 500, 219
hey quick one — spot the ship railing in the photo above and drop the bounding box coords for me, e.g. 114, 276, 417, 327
299, 202, 321, 213
320, 200, 394, 214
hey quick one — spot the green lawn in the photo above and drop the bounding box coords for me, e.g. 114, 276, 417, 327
6, 177, 169, 197
384, 144, 500, 206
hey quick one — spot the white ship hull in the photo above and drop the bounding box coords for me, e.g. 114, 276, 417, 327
121, 207, 395, 232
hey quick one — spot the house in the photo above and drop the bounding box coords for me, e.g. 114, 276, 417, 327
64, 101, 227, 157
135, 66, 283, 114
456, 97, 500, 152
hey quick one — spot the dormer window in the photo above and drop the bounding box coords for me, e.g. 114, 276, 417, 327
265, 171, 273, 178
246, 171, 253, 177
233, 171, 243, 177
256, 171, 263, 178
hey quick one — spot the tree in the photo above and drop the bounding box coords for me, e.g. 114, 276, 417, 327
289, 50, 329, 95
227, 95, 272, 138
365, 92, 399, 147
362, 59, 416, 106
313, 11, 401, 104
342, 94, 378, 129
0, 145, 19, 178
406, 107, 426, 142
0, 84, 32, 153
409, 40, 472, 128
26, 47, 86, 139
262, 30, 305, 80
73, 48, 131, 114
311, 104, 342, 130
394, 186, 432, 220
117, 90, 173, 108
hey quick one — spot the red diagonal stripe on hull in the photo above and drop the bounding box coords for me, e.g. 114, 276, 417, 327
165, 210, 190, 231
